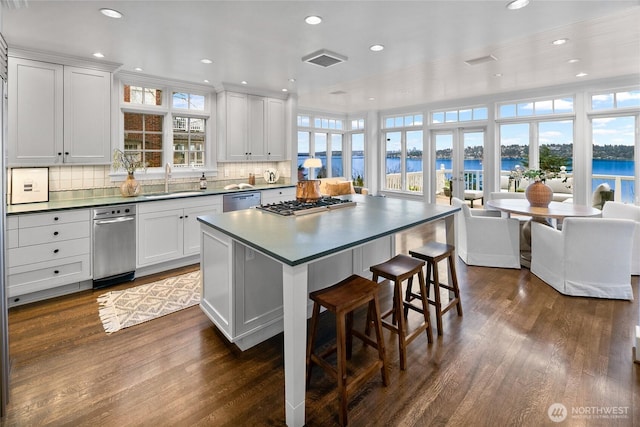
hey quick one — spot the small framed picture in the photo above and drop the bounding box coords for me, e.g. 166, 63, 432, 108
11, 167, 49, 204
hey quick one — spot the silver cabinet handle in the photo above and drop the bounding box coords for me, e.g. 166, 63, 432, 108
95, 216, 135, 225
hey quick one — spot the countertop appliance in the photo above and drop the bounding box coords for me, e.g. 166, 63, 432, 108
92, 205, 136, 289
223, 191, 261, 212
256, 197, 357, 216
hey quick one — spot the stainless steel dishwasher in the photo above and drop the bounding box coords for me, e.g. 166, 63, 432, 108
92, 205, 136, 289
223, 191, 261, 212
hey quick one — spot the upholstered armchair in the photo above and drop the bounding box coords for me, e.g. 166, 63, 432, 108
531, 218, 636, 300
602, 202, 640, 275
451, 197, 521, 269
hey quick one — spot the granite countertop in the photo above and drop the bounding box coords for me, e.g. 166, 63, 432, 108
6, 183, 295, 215
197, 194, 460, 266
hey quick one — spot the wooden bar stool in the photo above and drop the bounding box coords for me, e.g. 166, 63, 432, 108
367, 254, 433, 370
306, 274, 389, 426
409, 242, 463, 336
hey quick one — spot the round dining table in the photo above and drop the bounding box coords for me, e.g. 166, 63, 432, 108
485, 199, 601, 267
485, 199, 601, 227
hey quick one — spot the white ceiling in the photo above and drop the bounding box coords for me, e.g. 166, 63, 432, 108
2, 0, 640, 113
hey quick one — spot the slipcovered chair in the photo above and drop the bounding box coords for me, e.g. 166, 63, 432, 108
451, 197, 521, 269
602, 202, 640, 275
531, 218, 636, 300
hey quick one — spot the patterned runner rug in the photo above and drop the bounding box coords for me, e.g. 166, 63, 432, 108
98, 270, 201, 333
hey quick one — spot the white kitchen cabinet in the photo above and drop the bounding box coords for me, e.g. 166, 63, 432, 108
8, 57, 64, 165
137, 196, 222, 267
63, 66, 111, 164
8, 56, 112, 166
261, 187, 296, 205
265, 97, 286, 161
217, 91, 287, 162
6, 209, 92, 304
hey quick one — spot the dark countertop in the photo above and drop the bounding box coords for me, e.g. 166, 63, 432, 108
197, 194, 460, 266
6, 183, 295, 216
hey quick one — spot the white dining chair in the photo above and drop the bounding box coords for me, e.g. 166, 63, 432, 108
451, 197, 521, 269
602, 201, 640, 275
531, 217, 636, 300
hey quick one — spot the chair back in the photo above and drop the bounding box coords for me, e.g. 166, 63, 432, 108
602, 202, 640, 275
562, 218, 635, 293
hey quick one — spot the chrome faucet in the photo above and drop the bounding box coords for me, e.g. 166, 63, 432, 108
164, 162, 172, 193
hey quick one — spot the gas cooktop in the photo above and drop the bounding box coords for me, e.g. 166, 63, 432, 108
256, 197, 357, 216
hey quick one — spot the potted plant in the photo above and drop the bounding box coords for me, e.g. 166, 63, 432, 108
112, 149, 146, 197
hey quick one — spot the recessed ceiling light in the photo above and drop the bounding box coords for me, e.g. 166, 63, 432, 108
93, 52, 104, 58
506, 0, 529, 10
494, 73, 503, 77
552, 38, 569, 45
204, 79, 209, 83
134, 67, 143, 72
576, 72, 588, 77
200, 58, 213, 64
369, 44, 385, 52
241, 81, 248, 85
282, 88, 288, 92
567, 58, 581, 63
305, 15, 322, 25
100, 8, 123, 19
289, 78, 296, 83
368, 97, 375, 101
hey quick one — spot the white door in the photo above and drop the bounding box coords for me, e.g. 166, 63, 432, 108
432, 128, 485, 204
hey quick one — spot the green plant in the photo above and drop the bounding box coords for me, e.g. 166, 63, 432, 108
352, 174, 364, 187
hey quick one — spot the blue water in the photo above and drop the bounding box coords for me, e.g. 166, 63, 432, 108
298, 155, 635, 202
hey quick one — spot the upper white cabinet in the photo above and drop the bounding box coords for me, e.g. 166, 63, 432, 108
217, 91, 287, 162
8, 56, 112, 166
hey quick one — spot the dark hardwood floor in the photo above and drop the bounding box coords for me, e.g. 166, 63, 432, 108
2, 221, 639, 426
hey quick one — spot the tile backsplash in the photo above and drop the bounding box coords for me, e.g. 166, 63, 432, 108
7, 162, 292, 203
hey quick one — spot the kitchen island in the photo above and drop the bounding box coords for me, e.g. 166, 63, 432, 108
197, 194, 459, 427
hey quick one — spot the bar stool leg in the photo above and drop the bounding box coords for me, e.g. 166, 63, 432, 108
448, 254, 463, 316
370, 297, 389, 386
336, 310, 348, 426
432, 261, 444, 336
393, 276, 408, 370
417, 269, 433, 344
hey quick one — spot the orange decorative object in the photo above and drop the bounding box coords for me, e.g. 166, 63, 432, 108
296, 180, 321, 202
525, 181, 553, 207
120, 173, 142, 197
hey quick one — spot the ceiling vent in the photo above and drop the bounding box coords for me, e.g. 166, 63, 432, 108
464, 54, 498, 66
302, 49, 348, 68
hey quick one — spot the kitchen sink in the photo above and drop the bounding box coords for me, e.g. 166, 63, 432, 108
142, 191, 204, 200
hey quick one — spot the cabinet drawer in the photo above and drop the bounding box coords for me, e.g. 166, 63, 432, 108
19, 209, 90, 228
8, 237, 90, 268
7, 254, 91, 297
18, 221, 90, 246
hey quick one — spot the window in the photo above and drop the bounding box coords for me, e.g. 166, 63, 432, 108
591, 116, 635, 203
124, 85, 163, 106
297, 114, 346, 178
124, 113, 163, 168
384, 114, 423, 129
351, 133, 365, 185
432, 107, 487, 124
172, 92, 205, 111
498, 97, 574, 118
591, 90, 640, 110
120, 82, 210, 174
173, 117, 205, 167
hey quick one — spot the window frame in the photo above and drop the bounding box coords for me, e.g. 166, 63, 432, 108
115, 76, 213, 180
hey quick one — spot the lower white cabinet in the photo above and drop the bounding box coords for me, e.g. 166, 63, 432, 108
137, 196, 222, 267
199, 224, 394, 351
261, 187, 295, 205
6, 209, 91, 302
